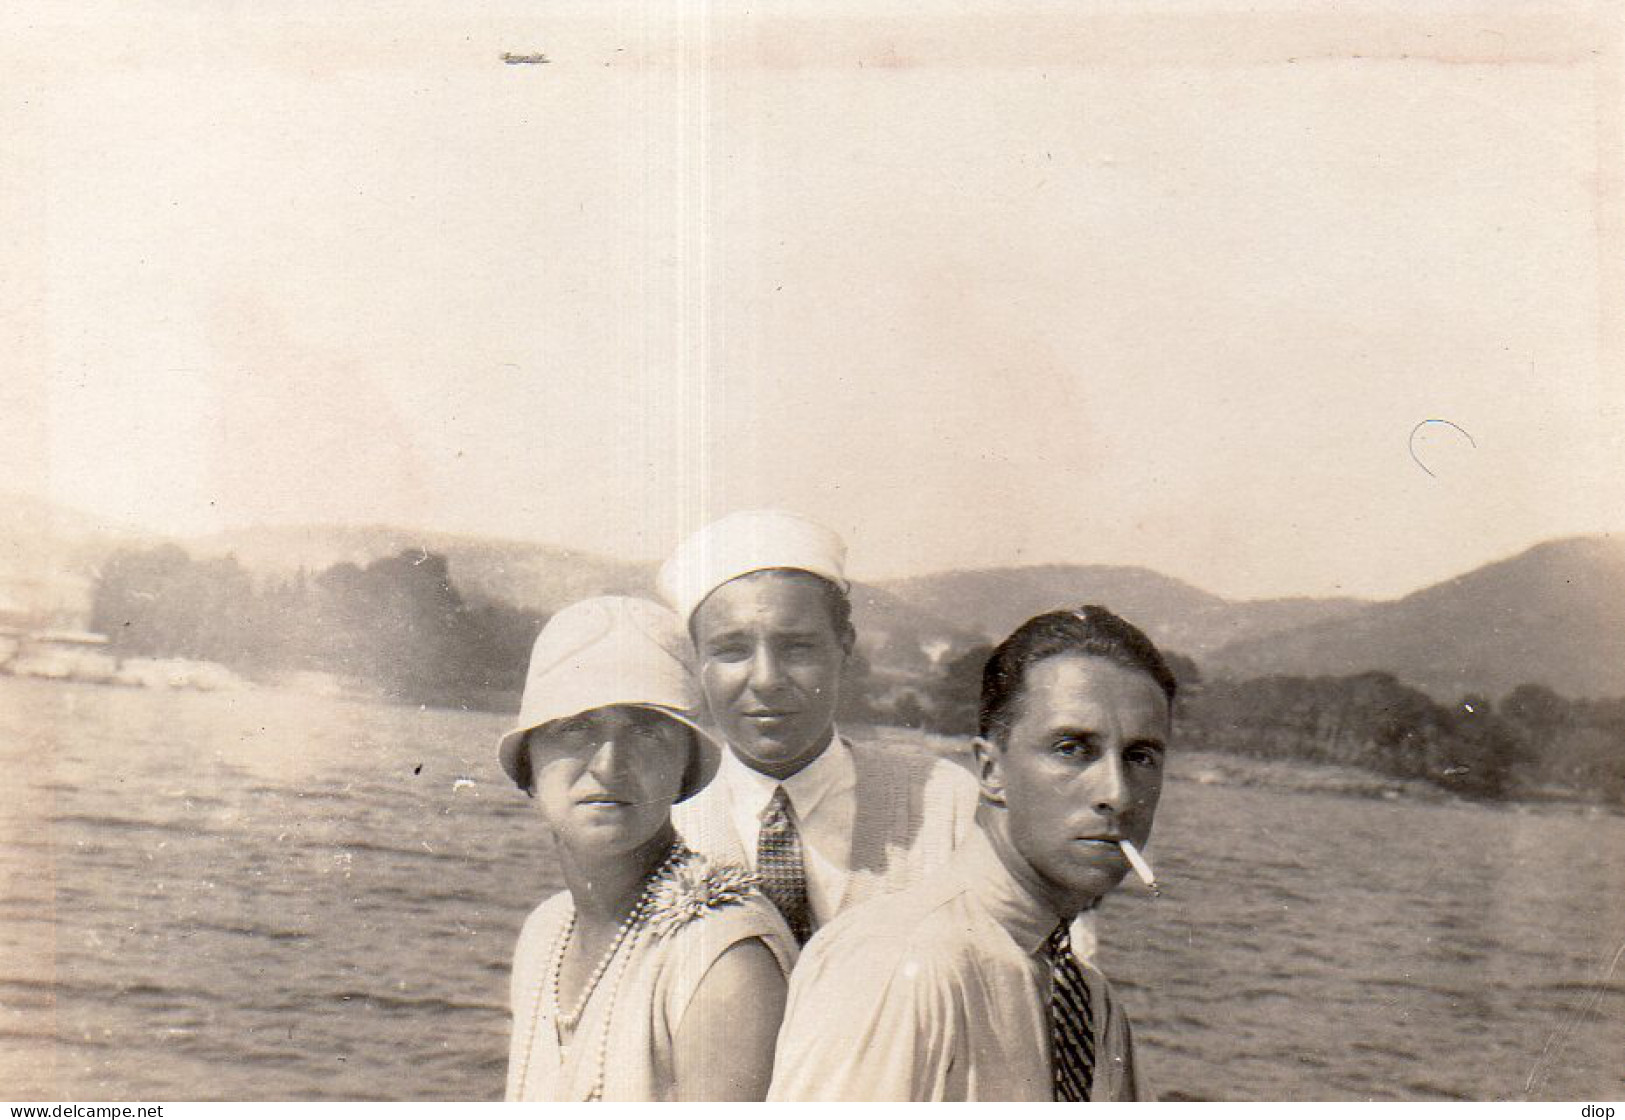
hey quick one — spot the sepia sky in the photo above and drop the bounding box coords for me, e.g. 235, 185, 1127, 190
3, 1, 1621, 600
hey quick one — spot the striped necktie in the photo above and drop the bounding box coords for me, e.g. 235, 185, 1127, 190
1046, 923, 1095, 1102
757, 786, 811, 944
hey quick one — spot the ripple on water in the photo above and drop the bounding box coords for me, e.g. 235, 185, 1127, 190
7, 678, 1625, 1101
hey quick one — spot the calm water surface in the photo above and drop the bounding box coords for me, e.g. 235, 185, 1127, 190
1, 677, 1620, 1100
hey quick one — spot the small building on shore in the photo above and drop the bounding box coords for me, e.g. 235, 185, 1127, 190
4, 629, 118, 682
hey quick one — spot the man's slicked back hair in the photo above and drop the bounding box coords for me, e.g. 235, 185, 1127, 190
978, 604, 1177, 742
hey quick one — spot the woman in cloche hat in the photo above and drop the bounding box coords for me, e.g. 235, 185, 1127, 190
499, 597, 796, 1102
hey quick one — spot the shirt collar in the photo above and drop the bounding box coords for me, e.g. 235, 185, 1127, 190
954, 826, 1067, 956
720, 731, 852, 821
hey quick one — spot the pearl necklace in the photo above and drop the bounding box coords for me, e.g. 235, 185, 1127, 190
514, 841, 690, 1101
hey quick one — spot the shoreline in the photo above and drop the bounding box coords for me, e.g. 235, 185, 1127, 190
4, 668, 1616, 815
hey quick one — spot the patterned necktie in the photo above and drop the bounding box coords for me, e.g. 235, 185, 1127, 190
757, 786, 811, 944
1046, 923, 1096, 1102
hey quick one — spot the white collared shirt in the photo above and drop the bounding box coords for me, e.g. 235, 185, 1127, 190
767, 829, 1146, 1101
717, 734, 856, 929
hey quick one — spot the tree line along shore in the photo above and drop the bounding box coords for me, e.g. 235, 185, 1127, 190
71, 544, 1625, 807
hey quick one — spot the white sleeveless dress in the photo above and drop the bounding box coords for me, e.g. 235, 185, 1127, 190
505, 853, 797, 1102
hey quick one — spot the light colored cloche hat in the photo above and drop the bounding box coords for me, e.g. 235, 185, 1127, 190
496, 596, 720, 799
657, 509, 849, 624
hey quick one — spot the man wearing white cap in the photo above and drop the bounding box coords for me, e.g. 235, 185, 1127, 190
660, 510, 980, 944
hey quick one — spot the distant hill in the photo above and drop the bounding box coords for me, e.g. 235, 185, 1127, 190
187, 524, 650, 613
847, 580, 986, 675
7, 498, 1621, 703
877, 564, 1368, 662
1209, 536, 1625, 700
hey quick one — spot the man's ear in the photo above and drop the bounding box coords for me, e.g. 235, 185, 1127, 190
970, 735, 1007, 806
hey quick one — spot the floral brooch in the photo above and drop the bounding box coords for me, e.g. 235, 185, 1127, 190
644, 853, 762, 941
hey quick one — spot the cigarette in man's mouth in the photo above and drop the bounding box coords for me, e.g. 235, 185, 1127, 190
1118, 839, 1159, 895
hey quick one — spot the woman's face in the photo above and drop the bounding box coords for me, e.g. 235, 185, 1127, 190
526, 705, 692, 856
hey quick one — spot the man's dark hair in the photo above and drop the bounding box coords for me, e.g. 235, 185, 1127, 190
977, 604, 1177, 742
689, 568, 855, 652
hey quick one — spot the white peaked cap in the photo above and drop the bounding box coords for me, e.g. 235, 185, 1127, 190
657, 509, 849, 624
495, 596, 720, 798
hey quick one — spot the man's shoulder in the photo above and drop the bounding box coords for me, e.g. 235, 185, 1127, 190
671, 775, 723, 823
801, 862, 978, 974
671, 774, 735, 843
839, 735, 980, 891
845, 735, 979, 793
